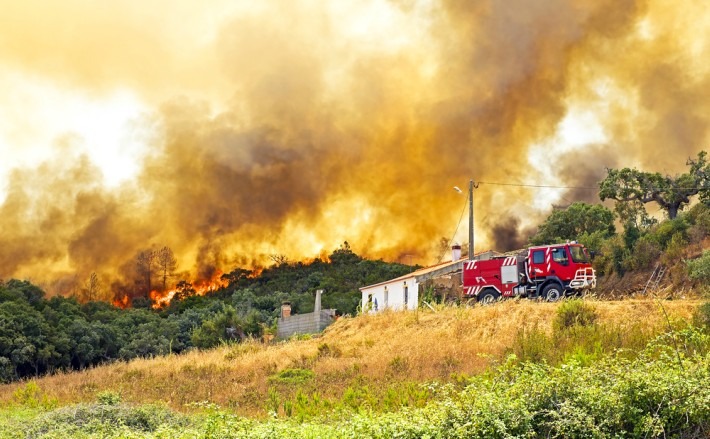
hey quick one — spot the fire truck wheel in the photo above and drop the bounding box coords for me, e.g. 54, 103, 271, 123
542, 284, 563, 302
478, 289, 500, 305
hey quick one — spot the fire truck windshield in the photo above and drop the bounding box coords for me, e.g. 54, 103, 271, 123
569, 246, 589, 263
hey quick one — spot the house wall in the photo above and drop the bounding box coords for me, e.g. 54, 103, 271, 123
360, 276, 419, 313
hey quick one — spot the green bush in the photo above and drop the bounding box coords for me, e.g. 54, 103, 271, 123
96, 391, 121, 406
629, 237, 662, 270
511, 326, 551, 364
553, 299, 598, 332
12, 382, 57, 409
687, 250, 710, 283
511, 317, 653, 367
648, 218, 689, 249
661, 232, 688, 266
24, 402, 188, 437
693, 302, 710, 329
577, 229, 610, 255
268, 368, 315, 385
686, 203, 710, 243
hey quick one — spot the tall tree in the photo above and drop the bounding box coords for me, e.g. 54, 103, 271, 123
156, 246, 178, 292
81, 272, 100, 302
530, 202, 616, 245
136, 250, 156, 297
599, 151, 710, 219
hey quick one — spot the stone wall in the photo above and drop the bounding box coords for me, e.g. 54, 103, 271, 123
276, 309, 336, 339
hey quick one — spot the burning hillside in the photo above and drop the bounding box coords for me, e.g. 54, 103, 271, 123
0, 0, 709, 300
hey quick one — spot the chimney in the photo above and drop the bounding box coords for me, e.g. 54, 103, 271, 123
281, 302, 291, 319
315, 289, 323, 313
452, 243, 462, 262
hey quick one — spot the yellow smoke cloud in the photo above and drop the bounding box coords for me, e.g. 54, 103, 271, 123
0, 0, 708, 298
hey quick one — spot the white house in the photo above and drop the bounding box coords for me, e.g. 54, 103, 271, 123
359, 247, 501, 313
359, 259, 463, 312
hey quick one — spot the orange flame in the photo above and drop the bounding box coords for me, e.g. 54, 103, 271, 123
113, 295, 130, 309
150, 271, 228, 309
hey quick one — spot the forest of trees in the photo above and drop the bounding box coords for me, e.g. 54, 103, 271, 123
0, 243, 413, 383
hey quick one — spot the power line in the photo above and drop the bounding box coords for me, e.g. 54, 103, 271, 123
477, 181, 597, 189
477, 181, 710, 191
437, 190, 468, 264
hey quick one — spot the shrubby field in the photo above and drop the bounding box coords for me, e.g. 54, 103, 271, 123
1, 299, 708, 438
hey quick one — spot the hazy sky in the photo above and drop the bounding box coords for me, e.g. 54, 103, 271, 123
0, 0, 708, 297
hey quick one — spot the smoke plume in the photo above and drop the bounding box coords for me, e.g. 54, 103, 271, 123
0, 0, 708, 299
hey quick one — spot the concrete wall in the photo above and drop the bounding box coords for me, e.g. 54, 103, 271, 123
360, 275, 419, 313
277, 309, 336, 338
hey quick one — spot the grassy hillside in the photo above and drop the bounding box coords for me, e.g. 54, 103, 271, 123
0, 298, 701, 418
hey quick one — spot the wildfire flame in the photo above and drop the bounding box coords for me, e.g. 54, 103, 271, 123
150, 271, 228, 309
112, 295, 130, 309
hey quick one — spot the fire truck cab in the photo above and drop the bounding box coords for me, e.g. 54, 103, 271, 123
463, 242, 596, 303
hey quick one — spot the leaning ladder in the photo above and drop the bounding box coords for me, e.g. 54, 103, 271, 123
642, 264, 667, 295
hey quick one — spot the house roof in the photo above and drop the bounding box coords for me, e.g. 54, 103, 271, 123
359, 260, 456, 291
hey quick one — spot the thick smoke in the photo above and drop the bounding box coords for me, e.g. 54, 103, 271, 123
0, 0, 708, 299
488, 217, 535, 252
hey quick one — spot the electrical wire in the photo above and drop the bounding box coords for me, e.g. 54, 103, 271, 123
437, 190, 468, 264
435, 180, 707, 264
478, 181, 597, 189
477, 181, 709, 191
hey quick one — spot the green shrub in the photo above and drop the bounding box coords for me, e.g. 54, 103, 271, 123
553, 299, 598, 332
630, 237, 661, 270
96, 391, 121, 406
577, 229, 609, 255
269, 368, 315, 385
693, 302, 710, 329
12, 382, 57, 409
24, 402, 188, 437
594, 235, 629, 276
687, 250, 710, 282
661, 232, 688, 266
610, 237, 630, 275
511, 326, 551, 363
686, 203, 710, 243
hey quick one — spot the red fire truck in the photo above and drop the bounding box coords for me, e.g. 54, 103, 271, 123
463, 242, 596, 303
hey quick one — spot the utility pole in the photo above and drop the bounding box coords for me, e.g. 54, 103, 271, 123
454, 180, 477, 261
468, 180, 475, 260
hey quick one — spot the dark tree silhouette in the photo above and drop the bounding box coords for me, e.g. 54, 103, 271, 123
136, 250, 156, 297
82, 272, 100, 302
156, 246, 178, 292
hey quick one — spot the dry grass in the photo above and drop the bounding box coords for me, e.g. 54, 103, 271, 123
0, 298, 701, 417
